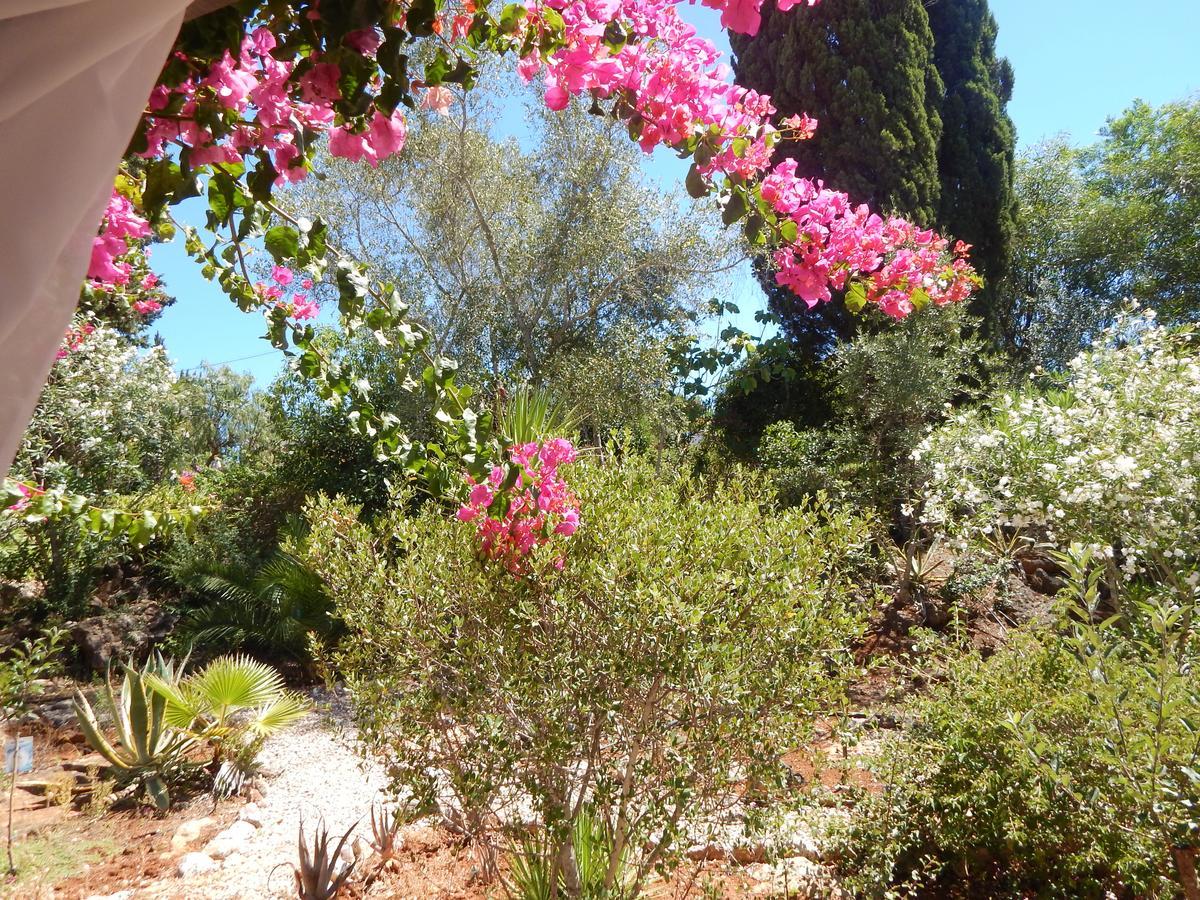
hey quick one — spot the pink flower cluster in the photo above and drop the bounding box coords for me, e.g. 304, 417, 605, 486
7, 482, 42, 513
256, 265, 319, 320
95, 0, 975, 339
510, 0, 977, 314
456, 438, 581, 573
88, 192, 150, 285
761, 158, 976, 317
139, 27, 409, 180
56, 322, 95, 360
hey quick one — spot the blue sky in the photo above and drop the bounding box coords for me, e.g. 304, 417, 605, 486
150, 0, 1199, 386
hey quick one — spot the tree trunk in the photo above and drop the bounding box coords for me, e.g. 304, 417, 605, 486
1172, 846, 1200, 900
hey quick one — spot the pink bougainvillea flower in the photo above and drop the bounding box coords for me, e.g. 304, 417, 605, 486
458, 438, 580, 574
271, 265, 294, 286
299, 62, 341, 103
133, 299, 163, 315
421, 85, 454, 116
291, 295, 320, 320
345, 28, 383, 56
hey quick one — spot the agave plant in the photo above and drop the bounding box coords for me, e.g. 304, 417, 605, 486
146, 654, 310, 796
72, 652, 194, 811
368, 801, 404, 861
294, 818, 356, 900
498, 385, 580, 445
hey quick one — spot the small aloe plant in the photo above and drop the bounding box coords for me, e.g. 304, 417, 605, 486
294, 818, 356, 899
72, 652, 194, 811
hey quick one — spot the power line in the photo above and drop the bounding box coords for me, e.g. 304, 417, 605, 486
179, 350, 280, 374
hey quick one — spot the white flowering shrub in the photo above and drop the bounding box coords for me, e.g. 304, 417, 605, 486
916, 310, 1200, 575
15, 324, 182, 496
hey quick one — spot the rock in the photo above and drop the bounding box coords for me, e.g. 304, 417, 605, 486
745, 857, 829, 897
176, 851, 218, 878
35, 697, 77, 729
70, 601, 176, 672
205, 820, 258, 860
83, 891, 135, 900
171, 816, 216, 852
237, 802, 264, 828
64, 752, 113, 774
776, 813, 823, 861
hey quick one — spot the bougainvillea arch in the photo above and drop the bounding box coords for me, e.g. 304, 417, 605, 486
5, 0, 977, 549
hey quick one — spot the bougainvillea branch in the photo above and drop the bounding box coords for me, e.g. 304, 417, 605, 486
43, 0, 978, 524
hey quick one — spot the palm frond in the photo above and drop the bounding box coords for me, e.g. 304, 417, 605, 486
187, 654, 287, 718
248, 691, 311, 736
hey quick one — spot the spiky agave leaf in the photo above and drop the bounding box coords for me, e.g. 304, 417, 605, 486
295, 818, 356, 900
499, 385, 580, 445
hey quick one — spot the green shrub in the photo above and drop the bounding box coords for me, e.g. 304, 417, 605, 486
755, 305, 992, 522
917, 311, 1200, 578
306, 455, 876, 891
837, 569, 1200, 899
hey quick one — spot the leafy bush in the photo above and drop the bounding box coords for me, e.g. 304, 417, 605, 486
838, 562, 1200, 898
757, 304, 992, 522
757, 421, 854, 508
172, 530, 339, 663
917, 311, 1200, 578
307, 455, 876, 891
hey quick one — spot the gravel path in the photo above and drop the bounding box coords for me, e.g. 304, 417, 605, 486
144, 687, 388, 900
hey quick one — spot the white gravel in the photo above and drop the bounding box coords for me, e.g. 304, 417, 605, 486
142, 687, 388, 899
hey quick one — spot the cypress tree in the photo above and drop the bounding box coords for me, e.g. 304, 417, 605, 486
730, 0, 945, 356
731, 0, 1018, 347
926, 0, 1018, 331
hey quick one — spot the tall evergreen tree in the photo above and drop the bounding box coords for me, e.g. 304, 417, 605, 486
730, 0, 944, 356
731, 0, 1018, 350
926, 0, 1018, 331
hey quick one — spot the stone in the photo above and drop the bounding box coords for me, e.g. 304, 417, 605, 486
171, 816, 216, 852
205, 820, 257, 860
70, 601, 176, 672
745, 857, 828, 896
237, 802, 264, 828
83, 891, 135, 900
35, 697, 78, 729
176, 851, 218, 878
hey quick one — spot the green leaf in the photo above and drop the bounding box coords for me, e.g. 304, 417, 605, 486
264, 225, 300, 262
845, 281, 868, 314
721, 190, 747, 226
685, 164, 709, 199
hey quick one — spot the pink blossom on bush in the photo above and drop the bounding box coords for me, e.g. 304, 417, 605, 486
458, 439, 581, 573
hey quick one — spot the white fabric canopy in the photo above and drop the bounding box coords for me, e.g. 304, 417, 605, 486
0, 0, 190, 478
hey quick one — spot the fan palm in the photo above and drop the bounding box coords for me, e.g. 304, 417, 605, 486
146, 655, 310, 794
175, 550, 339, 659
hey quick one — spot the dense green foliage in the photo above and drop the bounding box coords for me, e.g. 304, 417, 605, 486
926, 0, 1018, 329
998, 96, 1200, 372
308, 455, 875, 889
839, 553, 1200, 898
756, 304, 992, 521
